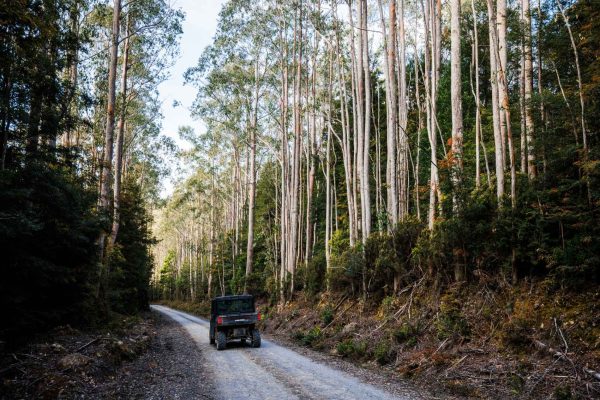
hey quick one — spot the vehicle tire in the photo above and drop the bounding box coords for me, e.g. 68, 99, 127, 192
241, 338, 247, 346
209, 328, 215, 345
216, 331, 227, 350
251, 329, 261, 348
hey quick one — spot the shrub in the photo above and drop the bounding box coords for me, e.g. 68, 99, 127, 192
306, 253, 327, 295
436, 292, 470, 339
328, 246, 364, 295
336, 339, 355, 357
374, 340, 394, 365
393, 322, 421, 347
321, 306, 334, 325
296, 326, 322, 347
336, 339, 367, 359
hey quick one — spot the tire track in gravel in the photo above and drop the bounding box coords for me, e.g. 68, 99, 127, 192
151, 304, 423, 400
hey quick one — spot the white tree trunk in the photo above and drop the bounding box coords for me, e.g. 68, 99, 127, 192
450, 0, 463, 209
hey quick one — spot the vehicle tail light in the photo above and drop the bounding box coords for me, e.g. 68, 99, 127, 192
257, 313, 261, 321
217, 316, 223, 325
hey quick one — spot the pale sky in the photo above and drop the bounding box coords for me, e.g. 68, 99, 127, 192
158, 0, 227, 197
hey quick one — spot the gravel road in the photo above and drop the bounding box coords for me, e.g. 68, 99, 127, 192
151, 304, 425, 400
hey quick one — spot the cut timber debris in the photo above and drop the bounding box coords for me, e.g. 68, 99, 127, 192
533, 340, 568, 359
584, 367, 600, 381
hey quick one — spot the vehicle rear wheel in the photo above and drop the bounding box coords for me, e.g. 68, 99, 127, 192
251, 329, 261, 348
241, 338, 247, 345
209, 327, 215, 345
216, 331, 227, 350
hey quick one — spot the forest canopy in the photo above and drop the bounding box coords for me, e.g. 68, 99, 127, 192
151, 0, 599, 304
0, 0, 182, 341
1, 0, 598, 347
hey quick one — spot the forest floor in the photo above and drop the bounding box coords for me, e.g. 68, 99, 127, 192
258, 280, 600, 399
0, 311, 217, 399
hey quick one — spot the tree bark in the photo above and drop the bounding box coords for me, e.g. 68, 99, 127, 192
397, 0, 409, 220
100, 0, 121, 212
109, 14, 131, 249
522, 0, 536, 178
380, 0, 398, 228
451, 0, 463, 210
486, 0, 505, 201
244, 56, 260, 293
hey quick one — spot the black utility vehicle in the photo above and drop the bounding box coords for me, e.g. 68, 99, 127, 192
209, 295, 261, 350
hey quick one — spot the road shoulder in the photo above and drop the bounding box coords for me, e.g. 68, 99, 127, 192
0, 311, 217, 399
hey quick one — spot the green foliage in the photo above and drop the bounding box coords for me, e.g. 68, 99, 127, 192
364, 233, 398, 299
0, 163, 101, 341
108, 181, 155, 314
374, 340, 394, 365
295, 326, 322, 347
320, 306, 334, 325
328, 246, 364, 295
336, 339, 368, 359
306, 253, 327, 296
393, 322, 421, 347
436, 292, 470, 339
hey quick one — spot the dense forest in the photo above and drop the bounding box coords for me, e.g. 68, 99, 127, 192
152, 0, 599, 303
0, 0, 182, 341
1, 0, 599, 387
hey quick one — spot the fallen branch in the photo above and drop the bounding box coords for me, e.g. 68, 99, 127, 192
533, 340, 568, 359
431, 337, 450, 357
322, 300, 356, 332
584, 368, 600, 381
76, 337, 101, 353
289, 314, 308, 330
446, 355, 468, 374
331, 294, 349, 313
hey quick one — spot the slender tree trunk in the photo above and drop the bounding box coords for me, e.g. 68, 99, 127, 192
336, 1, 357, 246
556, 0, 591, 155
537, 0, 547, 176
451, 0, 464, 282
244, 56, 260, 293
424, 0, 441, 230
97, 0, 121, 296
380, 0, 398, 228
100, 0, 121, 212
279, 9, 289, 303
552, 61, 578, 141
470, 0, 490, 188
397, 0, 409, 220
451, 0, 463, 210
497, 0, 507, 171
522, 0, 536, 178
208, 165, 215, 299
109, 14, 131, 249
288, 1, 303, 298
305, 12, 319, 266
360, 0, 371, 300
519, 48, 527, 173
325, 60, 332, 290
413, 35, 422, 220
487, 0, 505, 201
349, 0, 365, 244
490, 0, 516, 207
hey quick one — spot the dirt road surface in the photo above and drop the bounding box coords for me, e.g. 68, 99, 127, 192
151, 305, 428, 400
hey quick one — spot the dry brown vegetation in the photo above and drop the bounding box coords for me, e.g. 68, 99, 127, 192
260, 279, 600, 399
